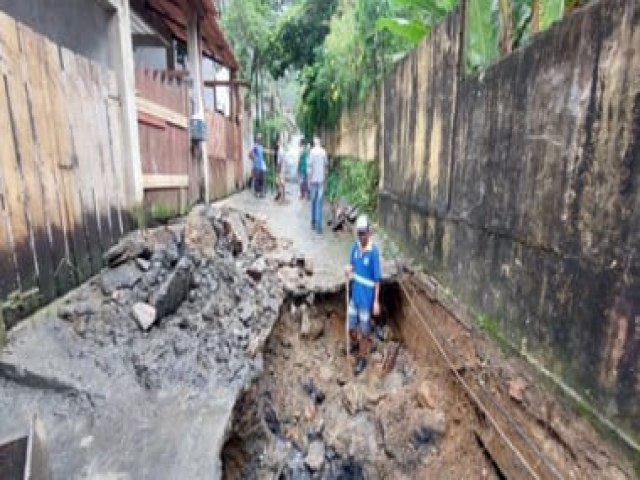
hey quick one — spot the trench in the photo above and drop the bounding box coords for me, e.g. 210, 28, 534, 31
220, 284, 486, 480
221, 278, 634, 480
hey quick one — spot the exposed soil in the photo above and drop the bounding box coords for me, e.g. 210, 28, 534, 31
222, 280, 635, 479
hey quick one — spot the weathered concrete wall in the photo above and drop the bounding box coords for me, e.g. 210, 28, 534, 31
324, 87, 380, 162
376, 0, 640, 444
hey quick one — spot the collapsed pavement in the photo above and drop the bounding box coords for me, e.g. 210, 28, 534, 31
0, 205, 316, 479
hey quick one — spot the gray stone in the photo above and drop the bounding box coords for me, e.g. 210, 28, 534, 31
148, 259, 192, 319
101, 263, 142, 295
131, 302, 157, 331
103, 233, 150, 268
303, 258, 314, 276
111, 289, 133, 306
246, 257, 267, 282
185, 212, 218, 257
136, 258, 151, 271
222, 211, 249, 255
304, 440, 325, 471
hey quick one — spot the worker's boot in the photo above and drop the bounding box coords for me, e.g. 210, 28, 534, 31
353, 336, 369, 376
349, 329, 359, 355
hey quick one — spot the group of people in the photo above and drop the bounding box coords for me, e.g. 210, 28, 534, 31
250, 134, 329, 233
250, 133, 381, 376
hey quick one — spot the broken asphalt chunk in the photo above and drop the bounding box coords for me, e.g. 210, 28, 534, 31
131, 302, 157, 331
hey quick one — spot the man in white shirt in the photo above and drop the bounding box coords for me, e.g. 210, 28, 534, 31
308, 136, 328, 234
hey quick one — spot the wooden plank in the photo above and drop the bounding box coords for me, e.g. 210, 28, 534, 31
77, 56, 105, 252
89, 60, 116, 248
0, 87, 19, 297
0, 14, 39, 293
60, 48, 101, 274
137, 111, 167, 129
106, 71, 126, 236
136, 96, 188, 128
143, 174, 189, 189
45, 41, 89, 284
18, 23, 66, 299
44, 40, 91, 284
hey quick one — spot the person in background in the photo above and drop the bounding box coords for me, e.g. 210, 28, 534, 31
308, 136, 328, 233
344, 215, 382, 376
298, 140, 310, 200
274, 140, 285, 202
249, 134, 266, 197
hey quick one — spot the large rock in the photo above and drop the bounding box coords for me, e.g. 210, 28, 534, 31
305, 440, 325, 471
222, 211, 249, 255
185, 213, 217, 257
101, 263, 142, 295
103, 232, 150, 268
148, 258, 192, 319
132, 302, 157, 331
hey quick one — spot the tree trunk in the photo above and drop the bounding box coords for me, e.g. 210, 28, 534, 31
531, 0, 541, 33
498, 0, 514, 54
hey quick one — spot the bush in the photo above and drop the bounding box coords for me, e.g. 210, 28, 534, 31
327, 157, 379, 215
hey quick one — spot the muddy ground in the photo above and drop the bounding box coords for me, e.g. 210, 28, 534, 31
222, 286, 635, 479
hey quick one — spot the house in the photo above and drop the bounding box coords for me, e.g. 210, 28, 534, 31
0, 0, 248, 326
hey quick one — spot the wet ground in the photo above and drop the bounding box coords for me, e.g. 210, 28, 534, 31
219, 183, 397, 295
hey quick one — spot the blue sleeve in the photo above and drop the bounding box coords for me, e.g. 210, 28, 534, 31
372, 246, 382, 281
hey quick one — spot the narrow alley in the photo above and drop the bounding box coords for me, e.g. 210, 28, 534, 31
1, 0, 639, 479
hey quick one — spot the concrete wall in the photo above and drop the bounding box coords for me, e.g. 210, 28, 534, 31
328, 0, 640, 446
324, 86, 380, 162
0, 0, 114, 67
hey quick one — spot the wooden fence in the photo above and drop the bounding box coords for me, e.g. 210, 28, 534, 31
0, 13, 129, 326
136, 69, 194, 214
205, 110, 242, 199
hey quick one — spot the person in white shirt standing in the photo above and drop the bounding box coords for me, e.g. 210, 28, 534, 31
308, 136, 328, 234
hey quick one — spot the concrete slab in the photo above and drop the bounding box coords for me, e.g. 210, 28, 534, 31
218, 185, 399, 295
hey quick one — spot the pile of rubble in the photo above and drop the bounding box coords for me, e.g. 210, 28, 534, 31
52, 205, 286, 393
0, 205, 313, 478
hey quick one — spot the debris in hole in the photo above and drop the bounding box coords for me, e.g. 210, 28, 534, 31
304, 440, 325, 471
508, 376, 529, 403
263, 402, 281, 437
412, 425, 438, 447
302, 378, 325, 405
299, 304, 324, 340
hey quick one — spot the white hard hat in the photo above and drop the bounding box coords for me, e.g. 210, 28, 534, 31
355, 215, 369, 232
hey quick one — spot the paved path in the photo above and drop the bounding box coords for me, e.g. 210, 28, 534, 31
219, 183, 354, 293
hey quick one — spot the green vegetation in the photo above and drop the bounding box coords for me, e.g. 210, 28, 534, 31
327, 157, 379, 215
223, 0, 589, 134
476, 313, 517, 354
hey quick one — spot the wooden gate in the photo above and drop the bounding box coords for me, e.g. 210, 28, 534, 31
135, 69, 194, 214
0, 13, 128, 325
205, 110, 242, 200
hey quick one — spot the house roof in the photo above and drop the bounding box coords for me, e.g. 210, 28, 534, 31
143, 0, 239, 70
